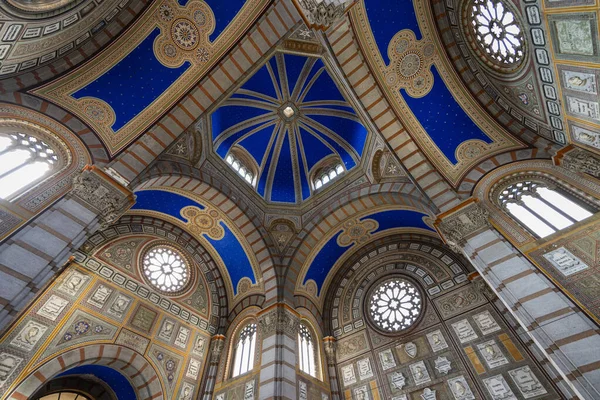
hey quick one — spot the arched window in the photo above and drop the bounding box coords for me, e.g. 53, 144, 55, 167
232, 323, 257, 377
498, 180, 594, 238
0, 132, 58, 200
298, 323, 317, 377
313, 162, 344, 190
226, 153, 255, 185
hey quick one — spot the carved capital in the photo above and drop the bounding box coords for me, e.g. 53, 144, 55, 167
258, 306, 299, 338
293, 0, 352, 29
323, 336, 336, 363
554, 145, 600, 179
210, 335, 226, 363
71, 166, 135, 229
436, 200, 490, 251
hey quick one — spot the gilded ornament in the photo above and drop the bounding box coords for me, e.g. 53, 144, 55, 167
385, 30, 436, 98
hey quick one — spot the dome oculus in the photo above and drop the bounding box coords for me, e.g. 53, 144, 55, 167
471, 0, 524, 67
368, 279, 422, 333
142, 246, 189, 293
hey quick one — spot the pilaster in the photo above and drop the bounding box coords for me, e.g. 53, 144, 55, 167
0, 165, 134, 332
436, 199, 600, 400
202, 334, 226, 400
323, 336, 340, 400
257, 304, 300, 400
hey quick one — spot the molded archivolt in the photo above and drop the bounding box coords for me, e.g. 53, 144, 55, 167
80, 215, 229, 332
292, 201, 439, 307
473, 159, 600, 246
320, 234, 473, 338
341, 0, 524, 186
0, 0, 151, 89
126, 186, 270, 305
5, 344, 163, 400
0, 103, 93, 240
32, 0, 271, 155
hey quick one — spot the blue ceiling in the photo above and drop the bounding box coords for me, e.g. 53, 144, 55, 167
364, 1, 492, 164
211, 52, 369, 204
131, 190, 255, 294
304, 209, 434, 295
72, 0, 246, 132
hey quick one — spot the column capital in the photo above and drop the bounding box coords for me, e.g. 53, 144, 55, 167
292, 0, 354, 30
323, 336, 336, 363
71, 165, 135, 229
553, 144, 600, 179
435, 199, 490, 252
257, 304, 300, 337
209, 334, 226, 363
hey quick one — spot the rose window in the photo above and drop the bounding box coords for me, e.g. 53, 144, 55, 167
142, 246, 189, 293
470, 0, 524, 66
368, 279, 422, 333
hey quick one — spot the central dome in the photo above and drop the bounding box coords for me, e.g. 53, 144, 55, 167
211, 52, 369, 204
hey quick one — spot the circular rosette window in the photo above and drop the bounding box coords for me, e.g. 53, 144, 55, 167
463, 0, 526, 73
367, 278, 423, 334
141, 244, 193, 295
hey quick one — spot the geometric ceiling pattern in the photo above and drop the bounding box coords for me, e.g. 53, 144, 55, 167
211, 52, 369, 204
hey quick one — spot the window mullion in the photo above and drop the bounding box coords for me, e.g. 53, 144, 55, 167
519, 202, 560, 232
537, 194, 578, 224
0, 159, 29, 181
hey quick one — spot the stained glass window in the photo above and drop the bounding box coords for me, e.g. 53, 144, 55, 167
142, 247, 189, 293
368, 279, 422, 333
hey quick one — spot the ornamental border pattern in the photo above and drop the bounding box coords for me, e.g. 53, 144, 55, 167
32, 0, 271, 156
349, 0, 525, 187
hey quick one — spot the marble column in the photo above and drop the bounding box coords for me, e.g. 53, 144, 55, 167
436, 200, 600, 400
257, 305, 300, 400
202, 334, 226, 400
0, 166, 134, 331
323, 336, 340, 400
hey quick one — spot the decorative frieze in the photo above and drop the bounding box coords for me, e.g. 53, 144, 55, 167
71, 165, 135, 229
554, 144, 600, 178
257, 307, 299, 337
436, 200, 490, 252
294, 0, 352, 29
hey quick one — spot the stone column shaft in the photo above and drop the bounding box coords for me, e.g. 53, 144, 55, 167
201, 334, 225, 400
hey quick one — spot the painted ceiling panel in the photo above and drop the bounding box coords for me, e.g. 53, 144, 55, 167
33, 0, 270, 155
211, 52, 370, 204
131, 190, 256, 294
72, 28, 190, 131
365, 0, 422, 64
354, 0, 522, 184
298, 126, 334, 171
303, 209, 434, 294
403, 67, 492, 164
